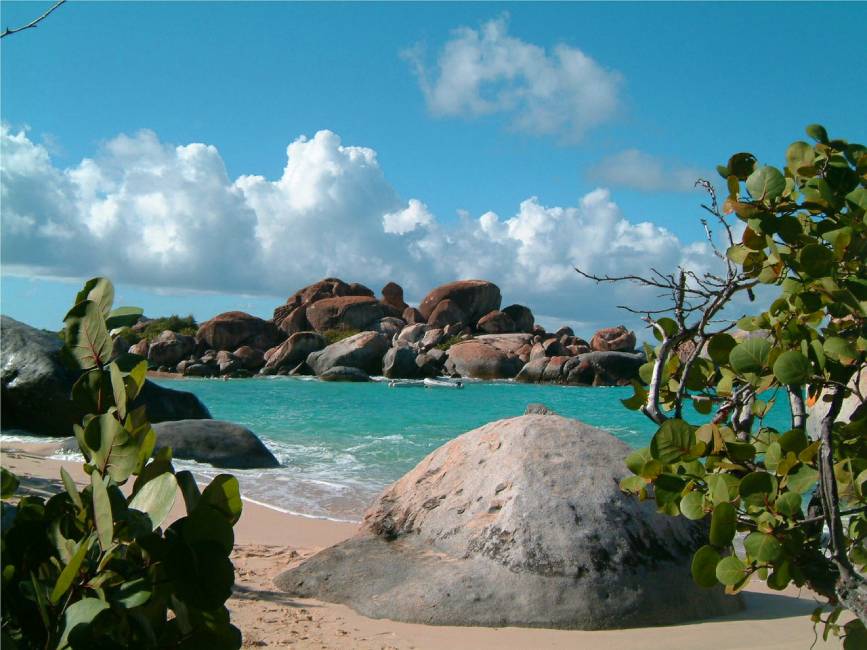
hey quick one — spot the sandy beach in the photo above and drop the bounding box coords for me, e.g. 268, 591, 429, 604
1, 441, 839, 650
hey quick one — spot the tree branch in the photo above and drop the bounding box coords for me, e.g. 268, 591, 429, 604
1, 0, 66, 39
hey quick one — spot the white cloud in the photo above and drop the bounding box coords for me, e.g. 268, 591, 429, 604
405, 15, 621, 141
588, 149, 705, 192
0, 124, 718, 335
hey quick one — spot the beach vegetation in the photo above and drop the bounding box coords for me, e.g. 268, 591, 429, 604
115, 314, 199, 345
435, 335, 464, 351
585, 126, 866, 642
322, 328, 361, 345
1, 278, 242, 649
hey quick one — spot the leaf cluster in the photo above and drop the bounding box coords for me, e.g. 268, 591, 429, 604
1, 278, 242, 649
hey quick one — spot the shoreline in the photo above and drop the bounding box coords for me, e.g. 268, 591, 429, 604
0, 441, 844, 649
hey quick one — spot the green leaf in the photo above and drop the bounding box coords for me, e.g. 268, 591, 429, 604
620, 382, 647, 410
199, 474, 243, 525
846, 187, 867, 212
716, 555, 747, 586
691, 545, 721, 588
625, 448, 652, 475
786, 465, 819, 494
74, 277, 115, 316
58, 597, 110, 649
775, 491, 803, 517
651, 317, 678, 341
51, 534, 93, 604
707, 473, 739, 505
746, 166, 786, 201
109, 362, 128, 421
729, 338, 771, 374
176, 470, 201, 513
91, 472, 113, 552
710, 502, 737, 547
744, 532, 782, 562
799, 244, 834, 277
824, 337, 858, 365
708, 334, 737, 365
84, 412, 139, 483
806, 124, 829, 144
680, 491, 706, 520
114, 577, 151, 608
725, 441, 757, 463
767, 560, 791, 590
727, 152, 757, 180
650, 419, 696, 464
129, 472, 178, 530
64, 300, 113, 370
1, 467, 19, 498
772, 350, 811, 385
726, 244, 750, 264
60, 467, 83, 510
739, 472, 778, 507
786, 141, 815, 175
114, 354, 148, 400
105, 306, 143, 331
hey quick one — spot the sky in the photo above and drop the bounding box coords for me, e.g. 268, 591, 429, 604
2, 1, 866, 337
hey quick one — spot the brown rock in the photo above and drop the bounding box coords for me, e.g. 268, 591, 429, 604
261, 332, 326, 375
444, 339, 525, 379
147, 331, 196, 368
418, 280, 501, 324
590, 325, 636, 352
272, 278, 374, 332
197, 312, 283, 351
129, 339, 149, 358
427, 299, 465, 330
502, 304, 534, 333
232, 346, 266, 372
477, 310, 516, 334
402, 307, 425, 324
305, 296, 385, 332
381, 282, 409, 314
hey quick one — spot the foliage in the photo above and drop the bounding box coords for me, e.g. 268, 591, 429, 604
115, 315, 199, 346
608, 126, 866, 640
1, 278, 242, 649
435, 335, 464, 351
322, 328, 361, 345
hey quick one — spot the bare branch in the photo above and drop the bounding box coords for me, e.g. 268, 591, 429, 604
1, 0, 66, 39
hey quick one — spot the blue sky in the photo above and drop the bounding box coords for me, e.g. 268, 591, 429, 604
2, 1, 866, 335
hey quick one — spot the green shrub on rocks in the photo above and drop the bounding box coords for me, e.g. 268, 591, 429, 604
1, 278, 242, 649
322, 328, 361, 345
116, 314, 198, 345
604, 126, 866, 643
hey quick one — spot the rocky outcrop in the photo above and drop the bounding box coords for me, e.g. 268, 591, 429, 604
382, 346, 421, 379
261, 332, 326, 375
1, 316, 80, 436
590, 325, 636, 352
131, 381, 212, 423
502, 304, 534, 333
427, 299, 465, 330
402, 307, 425, 325
232, 345, 266, 372
196, 311, 283, 351
276, 415, 740, 628
151, 419, 279, 468
307, 331, 390, 376
418, 280, 501, 326
129, 339, 149, 357
319, 366, 371, 382
444, 334, 532, 379
516, 351, 644, 386
147, 330, 196, 368
272, 278, 375, 335
305, 296, 385, 333
381, 282, 409, 314
477, 310, 515, 334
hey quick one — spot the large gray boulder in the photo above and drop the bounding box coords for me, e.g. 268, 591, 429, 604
261, 332, 326, 375
276, 415, 740, 629
1, 315, 79, 436
516, 351, 644, 386
1, 316, 211, 435
150, 420, 278, 468
307, 331, 389, 376
444, 334, 532, 379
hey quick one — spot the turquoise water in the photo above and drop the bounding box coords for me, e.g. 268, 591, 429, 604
154, 377, 792, 521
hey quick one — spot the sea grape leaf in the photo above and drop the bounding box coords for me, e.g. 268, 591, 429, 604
729, 338, 771, 375
691, 545, 721, 588
650, 419, 696, 464
129, 472, 177, 531
64, 301, 113, 370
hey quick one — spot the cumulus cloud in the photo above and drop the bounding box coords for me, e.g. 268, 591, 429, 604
405, 15, 621, 141
1, 124, 718, 333
588, 149, 705, 192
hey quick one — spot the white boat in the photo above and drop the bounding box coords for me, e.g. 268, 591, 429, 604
387, 380, 424, 388
423, 378, 464, 389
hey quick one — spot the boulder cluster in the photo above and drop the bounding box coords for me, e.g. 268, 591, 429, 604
136, 278, 644, 386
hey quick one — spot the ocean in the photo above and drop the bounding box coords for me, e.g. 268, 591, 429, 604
141, 377, 793, 522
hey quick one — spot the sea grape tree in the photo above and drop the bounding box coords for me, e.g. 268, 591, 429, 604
1, 277, 243, 649
580, 126, 866, 644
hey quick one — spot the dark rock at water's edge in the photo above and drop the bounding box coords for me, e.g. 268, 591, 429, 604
276, 415, 741, 629
152, 419, 279, 469
1, 316, 80, 436
307, 331, 389, 376
318, 366, 371, 382
1, 316, 211, 436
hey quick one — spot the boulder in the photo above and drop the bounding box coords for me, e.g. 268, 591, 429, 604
427, 299, 466, 330
130, 381, 212, 423
129, 339, 149, 357
556, 326, 575, 338
516, 351, 644, 386
307, 331, 390, 376
415, 352, 445, 378
215, 350, 240, 375
374, 317, 405, 340
477, 310, 516, 334
319, 366, 371, 382
381, 282, 409, 314
402, 307, 425, 325
151, 419, 279, 469
383, 347, 420, 379
182, 363, 216, 378
305, 296, 385, 333
261, 332, 326, 375
445, 340, 524, 379
273, 278, 374, 334
147, 330, 196, 368
525, 403, 555, 415
502, 304, 534, 333
196, 311, 283, 351
1, 316, 80, 436
396, 323, 428, 347
232, 345, 266, 372
542, 338, 566, 357
591, 326, 636, 352
420, 328, 444, 350
418, 280, 502, 325
276, 415, 740, 628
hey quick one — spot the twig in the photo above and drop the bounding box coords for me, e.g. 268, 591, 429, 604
1, 0, 66, 39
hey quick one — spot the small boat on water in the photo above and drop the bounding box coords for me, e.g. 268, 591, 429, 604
387, 380, 424, 388
423, 378, 464, 389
